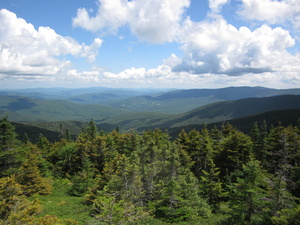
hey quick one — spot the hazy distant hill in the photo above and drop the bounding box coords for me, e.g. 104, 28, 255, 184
0, 95, 129, 122
2, 86, 300, 114
9, 95, 300, 141
99, 95, 300, 132
2, 87, 300, 141
106, 86, 300, 113
0, 87, 168, 102
67, 89, 161, 104
153, 86, 300, 100
168, 109, 300, 137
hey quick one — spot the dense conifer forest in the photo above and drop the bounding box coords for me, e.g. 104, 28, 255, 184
1, 116, 300, 224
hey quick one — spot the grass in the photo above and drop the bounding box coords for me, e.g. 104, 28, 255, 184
31, 179, 93, 224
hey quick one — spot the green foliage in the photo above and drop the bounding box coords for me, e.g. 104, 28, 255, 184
271, 205, 300, 225
0, 176, 43, 224
33, 179, 91, 224
0, 116, 23, 177
16, 147, 52, 196
69, 157, 95, 196
49, 141, 80, 177
0, 95, 129, 122
226, 159, 270, 224
1, 118, 300, 224
200, 161, 223, 211
151, 179, 211, 222
216, 128, 253, 177
92, 191, 149, 225
0, 115, 18, 151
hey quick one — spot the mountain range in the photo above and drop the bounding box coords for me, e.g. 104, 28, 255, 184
1, 86, 300, 142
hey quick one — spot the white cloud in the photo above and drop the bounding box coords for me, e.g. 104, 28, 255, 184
174, 18, 297, 76
70, 16, 300, 89
209, 0, 230, 13
104, 67, 146, 79
127, 0, 190, 43
73, 0, 190, 44
0, 9, 102, 77
238, 0, 300, 27
72, 0, 128, 33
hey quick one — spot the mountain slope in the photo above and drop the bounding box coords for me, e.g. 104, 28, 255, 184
0, 95, 129, 122
168, 108, 300, 137
99, 95, 300, 132
106, 86, 300, 113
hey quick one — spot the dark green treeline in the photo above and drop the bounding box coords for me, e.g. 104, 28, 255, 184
1, 116, 300, 224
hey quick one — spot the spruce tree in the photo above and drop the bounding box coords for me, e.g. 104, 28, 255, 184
0, 116, 17, 152
0, 176, 43, 224
227, 159, 270, 224
199, 160, 223, 212
215, 129, 253, 178
0, 116, 21, 177
16, 147, 52, 196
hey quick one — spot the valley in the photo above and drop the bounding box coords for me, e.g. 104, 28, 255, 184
1, 86, 300, 142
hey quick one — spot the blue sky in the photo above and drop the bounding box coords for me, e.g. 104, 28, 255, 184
0, 0, 300, 89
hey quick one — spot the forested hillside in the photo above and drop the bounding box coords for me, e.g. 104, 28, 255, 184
101, 86, 300, 113
1, 116, 300, 224
0, 95, 129, 122
2, 86, 300, 115
99, 95, 300, 132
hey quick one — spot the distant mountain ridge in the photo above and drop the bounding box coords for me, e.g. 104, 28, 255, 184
153, 86, 300, 100
106, 86, 300, 113
1, 87, 300, 137
2, 86, 300, 114
0, 95, 129, 122
98, 94, 300, 132
11, 96, 300, 142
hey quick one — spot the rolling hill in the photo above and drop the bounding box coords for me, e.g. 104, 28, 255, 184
7, 94, 300, 142
168, 108, 300, 137
0, 95, 129, 122
2, 87, 300, 142
105, 86, 300, 113
98, 95, 300, 132
3, 86, 300, 114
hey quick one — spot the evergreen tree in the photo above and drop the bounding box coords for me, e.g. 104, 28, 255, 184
177, 128, 214, 177
0, 176, 43, 224
69, 156, 95, 196
87, 119, 98, 140
227, 159, 270, 224
0, 116, 17, 152
215, 129, 253, 178
271, 204, 300, 225
250, 122, 267, 163
92, 190, 149, 225
0, 116, 22, 177
16, 147, 52, 196
148, 142, 212, 222
199, 160, 223, 212
265, 125, 300, 201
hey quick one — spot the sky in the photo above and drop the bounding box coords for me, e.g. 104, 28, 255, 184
0, 0, 300, 89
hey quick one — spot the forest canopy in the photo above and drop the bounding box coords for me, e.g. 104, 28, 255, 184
1, 116, 300, 224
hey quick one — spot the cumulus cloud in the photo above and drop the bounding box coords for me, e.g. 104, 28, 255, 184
208, 0, 230, 13
0, 9, 102, 77
238, 0, 300, 27
173, 18, 296, 76
71, 14, 300, 88
73, 0, 190, 44
72, 0, 128, 33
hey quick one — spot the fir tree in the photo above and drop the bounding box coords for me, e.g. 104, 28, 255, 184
16, 148, 52, 196
0, 116, 22, 177
227, 159, 270, 224
0, 116, 17, 152
199, 160, 223, 212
